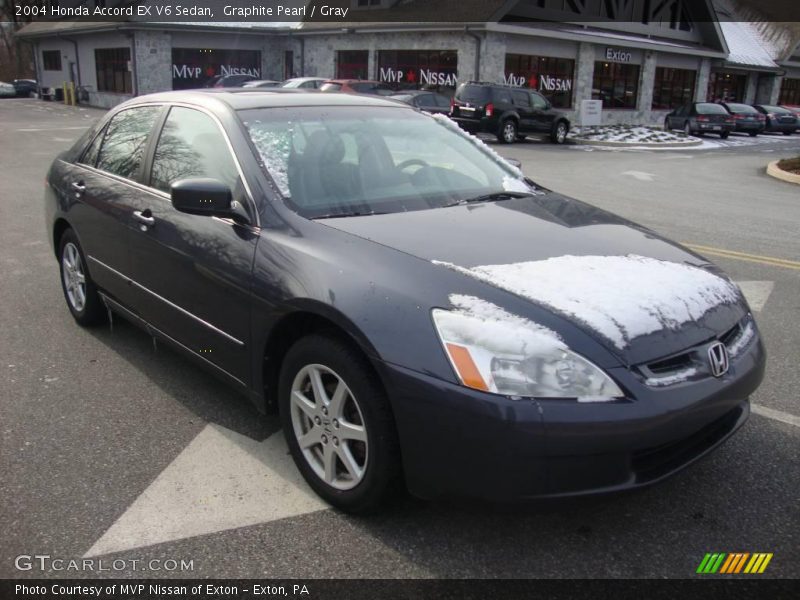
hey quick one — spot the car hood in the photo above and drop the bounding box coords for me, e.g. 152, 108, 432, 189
321, 193, 748, 365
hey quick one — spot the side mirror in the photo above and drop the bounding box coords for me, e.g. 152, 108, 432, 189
171, 178, 250, 225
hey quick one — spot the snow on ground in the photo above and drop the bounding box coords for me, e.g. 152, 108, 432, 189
570, 126, 692, 145
435, 255, 743, 349
568, 131, 799, 152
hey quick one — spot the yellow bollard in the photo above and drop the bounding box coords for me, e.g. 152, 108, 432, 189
69, 82, 76, 106
62, 81, 68, 105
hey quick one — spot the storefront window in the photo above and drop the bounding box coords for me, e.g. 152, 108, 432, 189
503, 54, 575, 108
652, 67, 696, 109
42, 50, 62, 71
376, 50, 458, 92
707, 72, 747, 103
336, 50, 368, 79
779, 78, 800, 105
95, 48, 132, 94
592, 62, 640, 109
171, 48, 262, 90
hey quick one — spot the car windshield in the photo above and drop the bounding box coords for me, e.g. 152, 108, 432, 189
239, 106, 532, 219
696, 103, 729, 115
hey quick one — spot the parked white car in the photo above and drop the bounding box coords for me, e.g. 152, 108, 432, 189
0, 81, 17, 97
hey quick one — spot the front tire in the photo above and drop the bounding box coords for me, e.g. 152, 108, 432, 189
749, 131, 758, 137
58, 229, 105, 326
279, 334, 402, 513
551, 120, 569, 144
498, 119, 517, 144
720, 132, 730, 139
684, 121, 693, 136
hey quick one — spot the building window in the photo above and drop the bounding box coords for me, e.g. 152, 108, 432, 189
42, 50, 62, 71
779, 78, 800, 105
336, 50, 368, 79
592, 61, 640, 109
707, 71, 747, 103
504, 54, 575, 108
652, 67, 696, 109
376, 50, 458, 92
95, 48, 132, 94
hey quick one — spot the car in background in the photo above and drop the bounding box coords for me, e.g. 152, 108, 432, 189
664, 103, 734, 138
781, 105, 800, 120
206, 74, 259, 88
13, 79, 38, 97
281, 77, 326, 90
719, 102, 766, 136
242, 80, 281, 88
389, 90, 451, 114
752, 104, 799, 135
44, 89, 764, 513
0, 81, 16, 97
450, 82, 570, 144
320, 79, 395, 95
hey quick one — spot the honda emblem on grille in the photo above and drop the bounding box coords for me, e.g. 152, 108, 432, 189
708, 342, 730, 378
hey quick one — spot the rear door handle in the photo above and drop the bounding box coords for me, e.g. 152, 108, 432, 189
133, 209, 155, 228
71, 181, 85, 195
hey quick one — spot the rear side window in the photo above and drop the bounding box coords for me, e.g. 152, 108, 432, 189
79, 125, 106, 167
493, 89, 512, 104
531, 92, 548, 109
96, 106, 161, 180
150, 107, 239, 194
512, 90, 531, 107
456, 84, 489, 103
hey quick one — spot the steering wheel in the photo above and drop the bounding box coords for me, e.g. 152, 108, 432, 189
396, 158, 430, 172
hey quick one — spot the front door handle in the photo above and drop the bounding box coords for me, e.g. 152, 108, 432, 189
71, 181, 85, 196
133, 209, 155, 228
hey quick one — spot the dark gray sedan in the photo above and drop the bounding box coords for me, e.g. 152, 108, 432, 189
45, 90, 764, 512
753, 104, 799, 135
665, 102, 735, 138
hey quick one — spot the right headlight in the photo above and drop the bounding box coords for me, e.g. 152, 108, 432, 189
432, 296, 624, 401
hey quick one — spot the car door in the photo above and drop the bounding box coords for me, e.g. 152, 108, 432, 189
65, 105, 164, 303
511, 90, 534, 132
530, 91, 555, 133
668, 105, 686, 129
125, 105, 259, 386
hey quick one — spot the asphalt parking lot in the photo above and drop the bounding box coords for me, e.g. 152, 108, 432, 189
1, 98, 798, 579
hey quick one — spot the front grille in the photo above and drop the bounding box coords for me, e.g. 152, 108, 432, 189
646, 353, 694, 375
631, 405, 743, 483
720, 322, 742, 346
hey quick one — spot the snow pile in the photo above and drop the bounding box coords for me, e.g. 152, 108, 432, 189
434, 255, 742, 349
573, 125, 691, 144
435, 294, 566, 357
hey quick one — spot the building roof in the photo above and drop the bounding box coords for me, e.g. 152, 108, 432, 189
717, 20, 780, 68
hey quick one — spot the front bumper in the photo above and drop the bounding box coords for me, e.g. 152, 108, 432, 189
379, 337, 765, 502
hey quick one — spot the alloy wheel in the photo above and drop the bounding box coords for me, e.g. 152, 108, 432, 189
289, 364, 368, 490
684, 122, 692, 136
61, 242, 86, 312
503, 122, 517, 143
555, 122, 567, 143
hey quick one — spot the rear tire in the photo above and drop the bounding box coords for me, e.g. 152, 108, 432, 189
749, 131, 758, 137
58, 229, 106, 327
720, 132, 729, 139
498, 119, 517, 144
279, 334, 402, 513
664, 118, 671, 131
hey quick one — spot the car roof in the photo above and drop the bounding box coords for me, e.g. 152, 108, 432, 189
324, 79, 381, 84
286, 77, 325, 82
122, 89, 412, 111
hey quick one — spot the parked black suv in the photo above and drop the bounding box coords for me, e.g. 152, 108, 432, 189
451, 82, 570, 144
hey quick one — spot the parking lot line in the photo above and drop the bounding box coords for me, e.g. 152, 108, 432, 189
684, 243, 800, 270
751, 404, 800, 428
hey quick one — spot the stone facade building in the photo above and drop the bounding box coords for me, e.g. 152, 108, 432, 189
16, 0, 800, 126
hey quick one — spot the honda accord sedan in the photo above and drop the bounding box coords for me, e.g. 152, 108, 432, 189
46, 90, 765, 512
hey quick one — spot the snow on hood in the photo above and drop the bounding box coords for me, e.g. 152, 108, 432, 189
435, 294, 566, 357
434, 255, 742, 349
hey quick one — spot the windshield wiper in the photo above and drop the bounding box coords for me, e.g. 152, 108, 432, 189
310, 211, 388, 220
444, 191, 535, 208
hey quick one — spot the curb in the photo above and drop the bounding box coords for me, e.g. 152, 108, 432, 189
766, 160, 800, 185
571, 137, 703, 148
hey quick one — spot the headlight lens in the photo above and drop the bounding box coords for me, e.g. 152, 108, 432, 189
432, 296, 624, 401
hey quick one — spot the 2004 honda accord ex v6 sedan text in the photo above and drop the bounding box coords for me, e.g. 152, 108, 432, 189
46, 90, 765, 512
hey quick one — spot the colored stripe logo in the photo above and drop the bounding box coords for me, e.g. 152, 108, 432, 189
697, 553, 773, 574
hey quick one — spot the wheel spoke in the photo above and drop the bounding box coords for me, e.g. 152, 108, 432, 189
329, 381, 348, 418
323, 444, 337, 484
297, 428, 321, 450
308, 367, 328, 405
291, 390, 316, 419
338, 421, 366, 443
75, 271, 85, 284
336, 444, 362, 481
